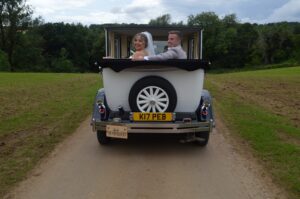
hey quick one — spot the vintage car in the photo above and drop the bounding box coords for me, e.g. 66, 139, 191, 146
91, 24, 214, 146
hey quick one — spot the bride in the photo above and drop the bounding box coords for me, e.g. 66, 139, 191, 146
131, 31, 155, 59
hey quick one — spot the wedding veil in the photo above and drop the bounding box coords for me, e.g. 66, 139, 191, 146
142, 31, 155, 56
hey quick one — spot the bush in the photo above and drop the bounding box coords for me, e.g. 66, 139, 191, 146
51, 48, 76, 72
52, 57, 75, 72
0, 50, 10, 71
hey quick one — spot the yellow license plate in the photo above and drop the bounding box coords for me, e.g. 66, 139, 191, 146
132, 112, 173, 121
106, 125, 128, 139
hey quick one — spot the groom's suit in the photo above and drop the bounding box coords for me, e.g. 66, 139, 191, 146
146, 45, 187, 60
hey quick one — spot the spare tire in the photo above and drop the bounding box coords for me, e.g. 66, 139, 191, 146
129, 76, 177, 112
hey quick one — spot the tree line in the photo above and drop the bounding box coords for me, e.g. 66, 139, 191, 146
187, 13, 300, 68
0, 1, 299, 72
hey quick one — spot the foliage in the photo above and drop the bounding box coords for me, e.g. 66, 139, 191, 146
88, 25, 106, 71
0, 50, 10, 71
256, 23, 294, 64
188, 13, 300, 69
0, 0, 32, 71
51, 48, 75, 72
188, 12, 229, 66
149, 13, 184, 26
149, 14, 171, 26
37, 23, 104, 72
1, 5, 300, 72
12, 27, 46, 71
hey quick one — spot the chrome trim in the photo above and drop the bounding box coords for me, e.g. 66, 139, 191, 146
91, 119, 212, 134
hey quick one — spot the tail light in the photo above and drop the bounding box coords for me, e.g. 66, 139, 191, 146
200, 101, 210, 119
97, 102, 106, 120
201, 106, 208, 116
99, 104, 106, 114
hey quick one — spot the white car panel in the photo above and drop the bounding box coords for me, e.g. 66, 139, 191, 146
102, 66, 204, 112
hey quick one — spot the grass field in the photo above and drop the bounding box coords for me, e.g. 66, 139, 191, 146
0, 72, 101, 196
0, 68, 299, 197
205, 66, 300, 199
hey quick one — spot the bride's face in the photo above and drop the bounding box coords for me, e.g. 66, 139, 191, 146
133, 36, 146, 51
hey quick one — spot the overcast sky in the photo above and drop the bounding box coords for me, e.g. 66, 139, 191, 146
27, 0, 300, 25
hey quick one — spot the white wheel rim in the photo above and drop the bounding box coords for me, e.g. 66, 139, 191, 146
137, 86, 169, 112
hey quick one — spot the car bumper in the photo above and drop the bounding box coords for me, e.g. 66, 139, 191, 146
91, 119, 213, 134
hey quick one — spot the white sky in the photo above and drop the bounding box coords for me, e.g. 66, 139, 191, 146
27, 0, 300, 25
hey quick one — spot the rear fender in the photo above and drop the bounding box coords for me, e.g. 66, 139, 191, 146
197, 89, 215, 125
92, 88, 110, 121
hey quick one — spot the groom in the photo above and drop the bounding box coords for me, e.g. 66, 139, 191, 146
132, 30, 187, 60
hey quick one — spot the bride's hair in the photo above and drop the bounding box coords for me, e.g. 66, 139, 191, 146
132, 33, 148, 48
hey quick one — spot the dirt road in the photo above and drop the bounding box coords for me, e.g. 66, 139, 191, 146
7, 117, 286, 199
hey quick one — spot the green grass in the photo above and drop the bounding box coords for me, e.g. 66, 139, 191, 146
209, 61, 300, 74
1, 68, 299, 197
205, 66, 300, 199
0, 72, 101, 196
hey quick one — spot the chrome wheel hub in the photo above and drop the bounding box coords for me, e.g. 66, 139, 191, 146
137, 86, 169, 112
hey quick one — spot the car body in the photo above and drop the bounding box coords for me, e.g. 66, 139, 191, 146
91, 24, 215, 146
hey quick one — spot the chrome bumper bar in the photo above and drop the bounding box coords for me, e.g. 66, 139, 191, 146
91, 119, 213, 134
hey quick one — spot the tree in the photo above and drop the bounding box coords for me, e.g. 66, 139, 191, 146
227, 23, 258, 67
52, 48, 74, 72
0, 49, 9, 71
256, 23, 293, 64
291, 28, 300, 62
188, 12, 260, 68
37, 23, 93, 72
88, 25, 105, 72
188, 12, 220, 27
149, 14, 171, 25
13, 27, 45, 71
0, 0, 32, 71
222, 14, 238, 28
188, 12, 224, 66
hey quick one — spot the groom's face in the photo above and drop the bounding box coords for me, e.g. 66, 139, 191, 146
168, 34, 180, 47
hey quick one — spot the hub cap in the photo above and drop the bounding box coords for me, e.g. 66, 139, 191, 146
137, 86, 169, 112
